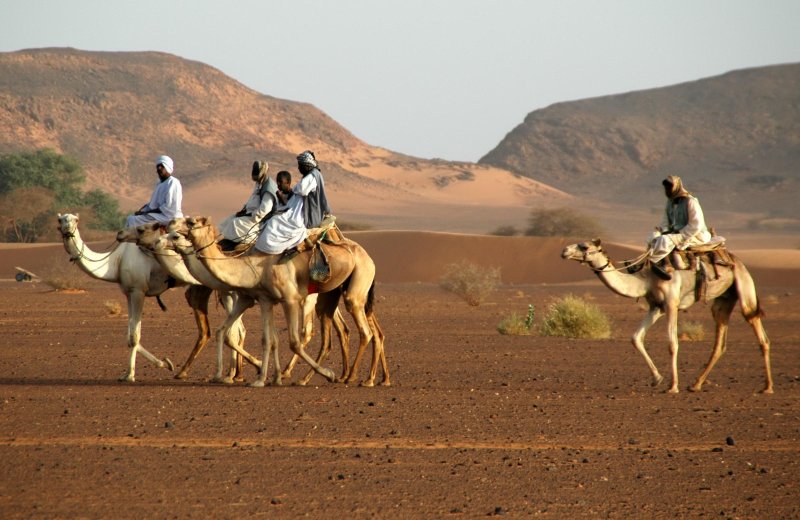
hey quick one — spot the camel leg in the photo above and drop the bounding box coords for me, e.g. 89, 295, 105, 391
665, 304, 680, 393
343, 305, 374, 386
212, 294, 260, 384
690, 294, 736, 392
369, 312, 390, 386
281, 295, 318, 379
122, 291, 174, 382
219, 291, 248, 382
175, 286, 212, 380
747, 314, 773, 394
297, 293, 348, 385
631, 305, 665, 388
283, 299, 336, 383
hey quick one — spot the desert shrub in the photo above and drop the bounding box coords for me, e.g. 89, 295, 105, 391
490, 225, 519, 236
540, 294, 611, 339
104, 300, 123, 316
40, 259, 88, 291
497, 304, 535, 335
678, 321, 705, 341
439, 260, 501, 306
525, 207, 603, 238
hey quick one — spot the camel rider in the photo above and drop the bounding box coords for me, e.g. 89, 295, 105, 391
296, 150, 332, 228
218, 160, 279, 250
253, 151, 332, 255
647, 175, 712, 280
125, 155, 183, 228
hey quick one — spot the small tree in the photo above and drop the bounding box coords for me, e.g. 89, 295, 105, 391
440, 260, 501, 306
525, 207, 603, 238
490, 225, 519, 236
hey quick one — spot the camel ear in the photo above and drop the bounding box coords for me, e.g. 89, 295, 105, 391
592, 238, 602, 247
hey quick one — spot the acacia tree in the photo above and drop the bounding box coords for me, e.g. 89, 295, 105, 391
0, 149, 123, 241
525, 207, 603, 238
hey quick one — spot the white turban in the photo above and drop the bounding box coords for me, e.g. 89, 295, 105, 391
156, 155, 174, 174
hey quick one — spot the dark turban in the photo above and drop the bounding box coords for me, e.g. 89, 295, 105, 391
297, 150, 318, 173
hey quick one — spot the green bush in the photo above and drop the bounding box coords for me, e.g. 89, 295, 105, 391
540, 294, 611, 339
525, 207, 603, 238
440, 260, 501, 306
498, 304, 535, 335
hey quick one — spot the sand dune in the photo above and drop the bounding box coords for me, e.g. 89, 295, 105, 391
3, 231, 798, 286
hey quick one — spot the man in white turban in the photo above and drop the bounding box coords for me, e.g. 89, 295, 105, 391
124, 155, 183, 228
646, 175, 711, 280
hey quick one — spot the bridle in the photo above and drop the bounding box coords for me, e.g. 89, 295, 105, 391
577, 243, 651, 274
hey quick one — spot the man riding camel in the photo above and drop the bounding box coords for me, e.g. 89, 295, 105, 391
647, 175, 712, 280
218, 160, 279, 250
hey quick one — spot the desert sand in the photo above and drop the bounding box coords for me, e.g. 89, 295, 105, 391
0, 229, 799, 518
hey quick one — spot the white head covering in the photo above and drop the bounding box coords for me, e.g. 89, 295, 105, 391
156, 155, 174, 174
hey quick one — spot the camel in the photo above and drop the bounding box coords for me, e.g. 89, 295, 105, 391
178, 216, 389, 387
57, 213, 175, 381
166, 223, 353, 386
561, 239, 772, 394
116, 222, 252, 382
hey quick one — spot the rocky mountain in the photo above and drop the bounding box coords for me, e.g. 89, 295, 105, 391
480, 64, 800, 220
0, 48, 565, 233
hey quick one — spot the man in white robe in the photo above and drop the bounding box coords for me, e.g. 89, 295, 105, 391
255, 152, 328, 254
124, 155, 183, 228
218, 161, 278, 248
647, 175, 712, 280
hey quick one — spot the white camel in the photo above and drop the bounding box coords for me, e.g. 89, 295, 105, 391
562, 239, 773, 394
116, 222, 254, 382
177, 216, 388, 388
57, 213, 175, 381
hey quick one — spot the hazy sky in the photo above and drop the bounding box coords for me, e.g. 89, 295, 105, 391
2, 0, 799, 161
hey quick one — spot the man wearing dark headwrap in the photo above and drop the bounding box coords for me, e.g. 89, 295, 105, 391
218, 160, 279, 249
646, 175, 712, 280
254, 150, 332, 254
296, 150, 332, 228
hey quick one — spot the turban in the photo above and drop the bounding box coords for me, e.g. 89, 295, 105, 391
662, 175, 689, 199
252, 160, 269, 177
296, 150, 318, 171
156, 155, 174, 174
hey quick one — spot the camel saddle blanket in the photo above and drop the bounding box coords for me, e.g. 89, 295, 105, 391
668, 239, 735, 303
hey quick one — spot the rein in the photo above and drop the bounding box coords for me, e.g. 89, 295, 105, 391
64, 232, 120, 263
584, 248, 651, 273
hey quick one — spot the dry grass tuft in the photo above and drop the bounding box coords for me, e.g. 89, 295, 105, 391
104, 300, 123, 316
678, 321, 705, 341
540, 294, 611, 339
497, 305, 535, 336
440, 260, 501, 306
40, 259, 88, 292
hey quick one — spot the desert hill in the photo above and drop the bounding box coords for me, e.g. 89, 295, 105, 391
0, 48, 567, 233
479, 63, 800, 224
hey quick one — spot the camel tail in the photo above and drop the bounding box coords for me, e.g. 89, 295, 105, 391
365, 281, 376, 315
156, 295, 168, 312
730, 254, 764, 320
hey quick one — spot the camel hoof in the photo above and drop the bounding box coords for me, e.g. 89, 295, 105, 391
321, 368, 336, 382
380, 380, 391, 387
688, 384, 702, 393
248, 380, 266, 388
761, 387, 774, 395
118, 374, 135, 383
174, 371, 189, 380
271, 378, 282, 386
210, 376, 233, 385
280, 370, 293, 379
162, 358, 175, 372
667, 387, 679, 394
651, 375, 664, 387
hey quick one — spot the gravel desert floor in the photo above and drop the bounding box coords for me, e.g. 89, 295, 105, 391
0, 273, 798, 519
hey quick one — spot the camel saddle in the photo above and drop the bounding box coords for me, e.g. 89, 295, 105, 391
667, 236, 734, 302
297, 216, 346, 283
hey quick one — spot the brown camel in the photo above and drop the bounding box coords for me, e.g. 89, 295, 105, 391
180, 217, 389, 387
562, 239, 772, 394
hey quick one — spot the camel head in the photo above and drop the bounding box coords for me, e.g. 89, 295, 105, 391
184, 216, 217, 251
57, 213, 79, 237
561, 239, 608, 267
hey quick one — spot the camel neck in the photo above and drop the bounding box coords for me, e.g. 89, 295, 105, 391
591, 257, 648, 299
61, 230, 121, 281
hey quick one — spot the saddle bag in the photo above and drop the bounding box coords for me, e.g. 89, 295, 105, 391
309, 243, 332, 283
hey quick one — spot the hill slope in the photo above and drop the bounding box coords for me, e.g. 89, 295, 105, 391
480, 64, 800, 219
0, 48, 568, 232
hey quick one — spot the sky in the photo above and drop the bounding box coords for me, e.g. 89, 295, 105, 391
2, 0, 799, 162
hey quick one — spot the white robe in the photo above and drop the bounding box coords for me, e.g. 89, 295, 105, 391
649, 195, 712, 262
125, 176, 183, 227
218, 182, 275, 244
254, 173, 318, 254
